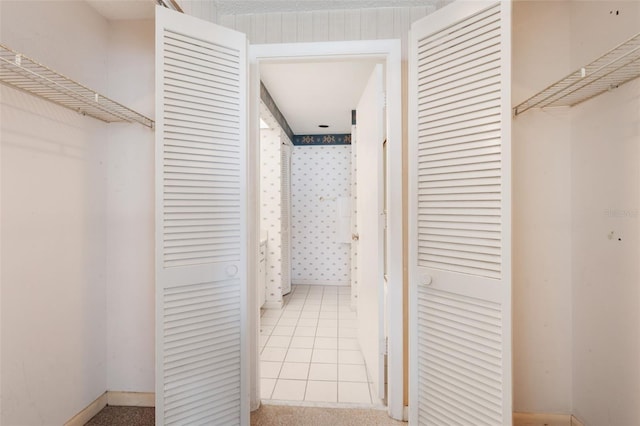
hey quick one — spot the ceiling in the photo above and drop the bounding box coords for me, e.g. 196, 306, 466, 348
260, 59, 381, 135
214, 1, 440, 15
86, 0, 442, 20
84, 0, 388, 134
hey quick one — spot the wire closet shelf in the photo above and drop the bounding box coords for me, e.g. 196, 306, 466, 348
0, 43, 154, 129
514, 31, 640, 116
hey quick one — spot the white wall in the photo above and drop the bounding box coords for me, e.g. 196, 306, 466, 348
0, 3, 156, 423
291, 145, 352, 286
105, 20, 155, 394
513, 1, 640, 422
569, 2, 640, 424
571, 77, 640, 426
0, 1, 109, 424
217, 6, 440, 44
176, 0, 218, 23
511, 1, 573, 414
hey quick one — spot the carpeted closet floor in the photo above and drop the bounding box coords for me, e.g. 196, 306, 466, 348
85, 405, 406, 425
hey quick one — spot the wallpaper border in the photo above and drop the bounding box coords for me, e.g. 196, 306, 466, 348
260, 81, 295, 142
292, 134, 351, 146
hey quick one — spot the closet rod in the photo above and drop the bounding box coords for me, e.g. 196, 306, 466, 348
514, 31, 640, 116
0, 44, 154, 129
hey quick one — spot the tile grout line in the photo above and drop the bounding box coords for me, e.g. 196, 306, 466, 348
263, 285, 374, 405
300, 287, 312, 401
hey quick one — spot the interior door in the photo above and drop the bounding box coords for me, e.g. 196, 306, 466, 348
155, 7, 248, 425
280, 142, 292, 295
409, 1, 512, 424
356, 64, 386, 400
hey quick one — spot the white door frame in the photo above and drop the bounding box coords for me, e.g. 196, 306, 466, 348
248, 40, 403, 420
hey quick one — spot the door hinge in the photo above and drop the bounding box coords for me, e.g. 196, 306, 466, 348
381, 336, 388, 356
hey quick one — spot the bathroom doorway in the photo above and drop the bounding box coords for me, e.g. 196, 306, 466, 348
249, 40, 403, 418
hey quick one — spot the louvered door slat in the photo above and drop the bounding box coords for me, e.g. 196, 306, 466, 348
419, 83, 500, 112
422, 101, 501, 127
156, 7, 247, 426
165, 112, 239, 130
165, 144, 240, 158
417, 6, 499, 54
165, 65, 239, 90
164, 114, 240, 133
165, 94, 240, 115
165, 143, 239, 157
420, 191, 501, 202
410, 1, 511, 425
164, 71, 239, 97
165, 32, 240, 64
421, 50, 501, 88
420, 49, 500, 88
165, 125, 239, 142
419, 138, 501, 157
420, 64, 501, 98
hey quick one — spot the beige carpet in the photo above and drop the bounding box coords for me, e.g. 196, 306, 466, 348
85, 405, 406, 425
251, 405, 406, 426
85, 406, 154, 425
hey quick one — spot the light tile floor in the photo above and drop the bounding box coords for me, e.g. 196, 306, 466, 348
260, 285, 382, 407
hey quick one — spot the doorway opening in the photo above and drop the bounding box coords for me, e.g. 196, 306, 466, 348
257, 58, 382, 406
248, 40, 403, 420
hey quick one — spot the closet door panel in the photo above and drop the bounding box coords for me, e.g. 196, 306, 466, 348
409, 1, 512, 425
156, 6, 248, 425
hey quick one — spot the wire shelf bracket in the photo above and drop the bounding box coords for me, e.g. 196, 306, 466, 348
0, 44, 154, 129
514, 31, 640, 116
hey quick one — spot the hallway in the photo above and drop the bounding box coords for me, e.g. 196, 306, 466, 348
260, 285, 380, 406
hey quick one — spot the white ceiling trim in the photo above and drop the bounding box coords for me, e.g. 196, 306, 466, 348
215, 0, 442, 15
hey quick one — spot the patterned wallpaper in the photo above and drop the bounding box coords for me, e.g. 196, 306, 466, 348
291, 145, 352, 285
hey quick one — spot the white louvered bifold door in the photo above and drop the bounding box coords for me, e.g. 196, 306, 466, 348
155, 7, 248, 426
408, 2, 512, 425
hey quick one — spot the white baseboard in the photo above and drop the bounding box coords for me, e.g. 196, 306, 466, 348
513, 412, 572, 426
292, 279, 349, 286
107, 391, 155, 407
64, 392, 108, 426
263, 300, 283, 309
66, 397, 583, 426
64, 391, 155, 425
